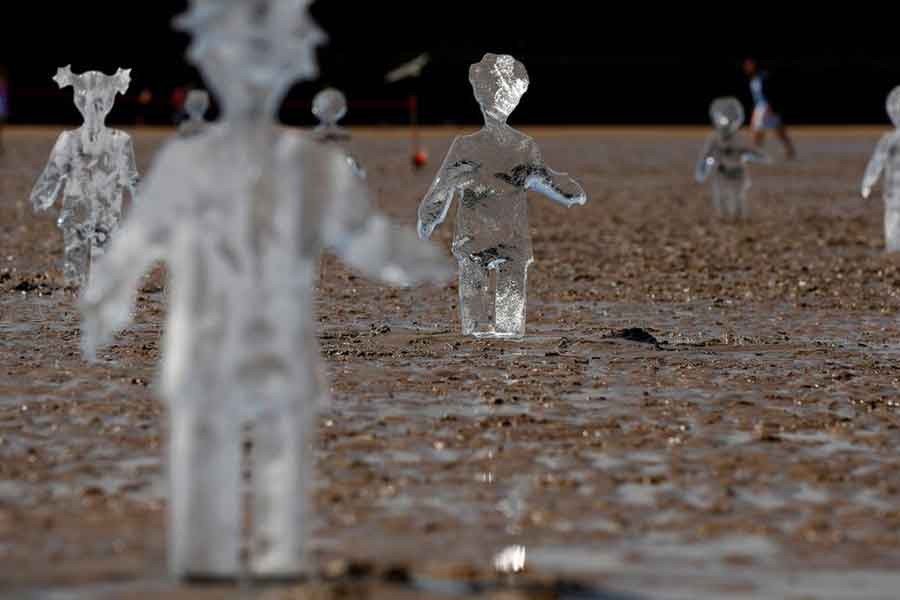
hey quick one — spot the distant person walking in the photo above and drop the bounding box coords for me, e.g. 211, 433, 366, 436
743, 57, 795, 159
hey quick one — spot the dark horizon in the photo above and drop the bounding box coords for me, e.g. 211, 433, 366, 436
2, 2, 899, 126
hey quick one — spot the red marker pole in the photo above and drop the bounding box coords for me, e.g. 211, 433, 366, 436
410, 94, 427, 169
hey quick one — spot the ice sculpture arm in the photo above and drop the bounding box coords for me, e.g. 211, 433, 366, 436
417, 139, 479, 239
695, 135, 717, 183
322, 149, 452, 287
339, 215, 453, 287
524, 144, 586, 207
741, 146, 772, 165
80, 146, 178, 362
862, 133, 894, 199
120, 135, 140, 199
30, 132, 71, 212
524, 166, 587, 207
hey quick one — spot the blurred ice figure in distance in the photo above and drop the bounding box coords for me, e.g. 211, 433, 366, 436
30, 66, 139, 288
178, 89, 211, 138
79, 0, 450, 581
862, 86, 900, 252
695, 97, 770, 219
311, 87, 365, 178
417, 53, 587, 339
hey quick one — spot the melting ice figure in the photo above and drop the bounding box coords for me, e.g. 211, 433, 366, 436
311, 87, 365, 178
31, 66, 139, 287
695, 97, 770, 219
80, 0, 449, 580
178, 89, 211, 138
417, 53, 587, 338
862, 86, 900, 252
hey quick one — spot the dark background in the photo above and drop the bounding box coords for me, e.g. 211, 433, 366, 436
1, 1, 898, 126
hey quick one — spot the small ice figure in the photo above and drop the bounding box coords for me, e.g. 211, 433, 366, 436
178, 89, 211, 138
862, 86, 900, 252
417, 53, 587, 338
311, 87, 365, 178
695, 97, 770, 220
80, 0, 449, 580
31, 66, 139, 287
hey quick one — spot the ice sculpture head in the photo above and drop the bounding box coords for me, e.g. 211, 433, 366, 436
887, 86, 900, 127
469, 53, 529, 123
312, 88, 347, 125
709, 97, 744, 135
175, 0, 327, 116
54, 65, 131, 127
185, 89, 210, 119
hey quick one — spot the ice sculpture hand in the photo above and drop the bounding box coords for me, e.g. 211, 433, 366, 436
522, 164, 587, 207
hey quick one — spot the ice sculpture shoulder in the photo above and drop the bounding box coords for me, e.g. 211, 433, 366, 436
417, 53, 587, 338
862, 86, 900, 252
695, 97, 770, 219
31, 66, 139, 286
79, 0, 450, 581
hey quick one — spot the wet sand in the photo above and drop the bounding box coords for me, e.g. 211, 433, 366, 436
2, 126, 900, 599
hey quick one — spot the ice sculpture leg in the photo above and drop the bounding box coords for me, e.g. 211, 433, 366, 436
494, 259, 530, 338
885, 202, 900, 252
711, 178, 725, 217
59, 206, 92, 286
458, 258, 494, 336
713, 176, 746, 219
168, 404, 242, 578
250, 400, 314, 577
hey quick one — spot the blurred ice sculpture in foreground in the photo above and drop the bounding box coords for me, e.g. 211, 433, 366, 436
417, 53, 587, 338
178, 89, 210, 138
311, 87, 365, 178
862, 86, 900, 252
31, 66, 139, 287
695, 97, 770, 219
80, 0, 450, 580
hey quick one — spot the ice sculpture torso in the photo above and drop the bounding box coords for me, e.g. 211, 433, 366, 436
448, 129, 537, 265
156, 130, 330, 410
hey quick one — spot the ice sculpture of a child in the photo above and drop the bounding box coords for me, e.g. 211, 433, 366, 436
695, 97, 770, 219
31, 66, 139, 287
417, 53, 587, 338
178, 89, 211, 138
80, 0, 449, 580
311, 87, 365, 178
862, 86, 900, 252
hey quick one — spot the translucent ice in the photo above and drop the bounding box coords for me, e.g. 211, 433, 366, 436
417, 53, 587, 339
695, 97, 770, 219
178, 89, 211, 138
862, 86, 900, 252
31, 66, 139, 287
311, 87, 365, 178
79, 0, 449, 580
